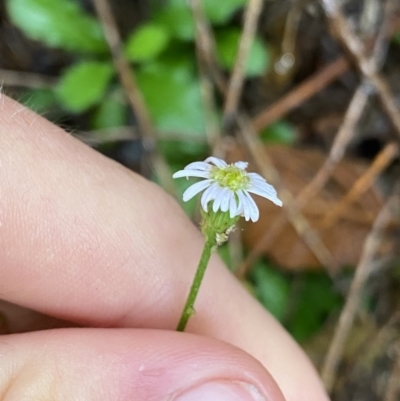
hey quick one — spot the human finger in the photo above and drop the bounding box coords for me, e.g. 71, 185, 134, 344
0, 328, 284, 401
0, 95, 328, 401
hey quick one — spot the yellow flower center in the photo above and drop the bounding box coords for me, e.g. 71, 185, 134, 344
209, 165, 250, 191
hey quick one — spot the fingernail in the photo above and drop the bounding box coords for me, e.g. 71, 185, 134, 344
174, 380, 267, 401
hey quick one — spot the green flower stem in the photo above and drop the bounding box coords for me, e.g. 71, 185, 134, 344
176, 236, 216, 332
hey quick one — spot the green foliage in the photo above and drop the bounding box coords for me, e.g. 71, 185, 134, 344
249, 261, 343, 341
203, 0, 247, 25
125, 24, 170, 63
159, 140, 208, 164
20, 88, 58, 114
260, 121, 297, 145
6, 0, 107, 53
9, 0, 273, 166
136, 57, 206, 137
154, 0, 195, 41
249, 260, 290, 321
217, 244, 232, 269
56, 61, 114, 112
286, 273, 342, 341
91, 91, 127, 130
393, 32, 400, 45
215, 28, 270, 77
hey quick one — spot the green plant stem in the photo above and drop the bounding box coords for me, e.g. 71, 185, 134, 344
176, 237, 215, 331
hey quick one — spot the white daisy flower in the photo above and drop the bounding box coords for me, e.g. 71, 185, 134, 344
173, 157, 282, 222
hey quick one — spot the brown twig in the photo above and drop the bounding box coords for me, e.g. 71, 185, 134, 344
91, 0, 176, 194
252, 57, 349, 131
321, 193, 398, 391
223, 0, 263, 123
237, 0, 394, 277
238, 115, 339, 274
0, 69, 57, 88
253, 0, 399, 133
187, 1, 227, 96
75, 127, 209, 147
274, 0, 304, 76
384, 342, 400, 401
299, 84, 371, 200
322, 142, 399, 228
320, 0, 400, 141
236, 83, 371, 278
189, 0, 221, 153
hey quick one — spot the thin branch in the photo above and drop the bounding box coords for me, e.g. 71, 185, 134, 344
190, 0, 221, 153
238, 1, 394, 277
253, 0, 399, 133
75, 127, 208, 147
237, 115, 339, 274
0, 69, 57, 88
321, 193, 398, 391
252, 57, 349, 131
92, 0, 152, 139
322, 142, 398, 228
91, 0, 176, 194
236, 83, 371, 278
223, 0, 263, 123
320, 0, 400, 141
384, 342, 400, 401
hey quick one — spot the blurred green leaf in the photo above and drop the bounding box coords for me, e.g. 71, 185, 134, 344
216, 28, 270, 77
159, 140, 207, 163
287, 273, 342, 341
218, 244, 232, 269
6, 0, 107, 53
91, 90, 127, 130
56, 61, 114, 113
260, 121, 297, 145
125, 24, 170, 63
136, 59, 206, 137
203, 0, 247, 24
250, 260, 290, 321
154, 0, 195, 41
20, 88, 58, 113
393, 32, 400, 45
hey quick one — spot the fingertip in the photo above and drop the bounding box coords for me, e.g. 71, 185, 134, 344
1, 329, 285, 401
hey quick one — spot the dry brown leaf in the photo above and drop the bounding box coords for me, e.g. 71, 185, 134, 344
232, 145, 385, 270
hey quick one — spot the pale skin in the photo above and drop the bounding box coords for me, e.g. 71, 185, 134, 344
0, 95, 330, 401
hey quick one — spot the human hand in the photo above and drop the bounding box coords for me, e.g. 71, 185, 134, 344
0, 95, 328, 401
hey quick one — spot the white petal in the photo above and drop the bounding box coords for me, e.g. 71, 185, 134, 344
212, 187, 229, 212
234, 161, 248, 170
229, 193, 238, 217
248, 181, 277, 196
236, 192, 244, 216
220, 189, 233, 212
237, 190, 251, 221
184, 161, 210, 171
200, 182, 220, 211
247, 184, 282, 207
173, 169, 210, 179
204, 156, 227, 167
243, 191, 260, 222
248, 172, 267, 183
182, 179, 212, 202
